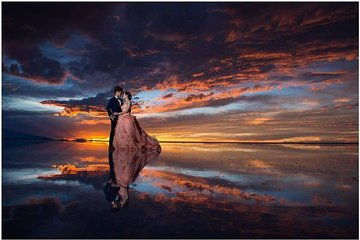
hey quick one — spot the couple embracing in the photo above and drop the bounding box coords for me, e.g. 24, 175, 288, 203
106, 86, 161, 152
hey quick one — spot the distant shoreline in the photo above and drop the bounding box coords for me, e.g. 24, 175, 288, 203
3, 138, 358, 145
152, 141, 359, 145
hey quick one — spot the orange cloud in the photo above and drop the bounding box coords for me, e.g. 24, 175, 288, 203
138, 84, 274, 114
248, 117, 274, 125
333, 97, 352, 103
250, 159, 272, 169
192, 72, 204, 78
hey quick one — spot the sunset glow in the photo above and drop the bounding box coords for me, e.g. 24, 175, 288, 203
2, 2, 358, 143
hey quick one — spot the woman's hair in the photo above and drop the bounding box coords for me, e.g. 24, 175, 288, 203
125, 91, 132, 101
125, 91, 132, 114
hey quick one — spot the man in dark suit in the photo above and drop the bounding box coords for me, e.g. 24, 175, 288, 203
106, 86, 124, 150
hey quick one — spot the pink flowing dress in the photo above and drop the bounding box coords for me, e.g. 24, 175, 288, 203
113, 101, 161, 152
112, 148, 161, 187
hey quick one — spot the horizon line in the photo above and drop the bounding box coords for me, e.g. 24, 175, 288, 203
61, 138, 358, 144
3, 137, 358, 144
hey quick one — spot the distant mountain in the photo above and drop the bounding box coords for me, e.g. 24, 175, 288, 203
2, 130, 55, 141
58, 138, 69, 141
73, 138, 87, 142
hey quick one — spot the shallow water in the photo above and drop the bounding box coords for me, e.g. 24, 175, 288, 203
2, 141, 358, 238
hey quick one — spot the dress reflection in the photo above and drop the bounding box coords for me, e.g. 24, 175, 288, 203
104, 148, 161, 209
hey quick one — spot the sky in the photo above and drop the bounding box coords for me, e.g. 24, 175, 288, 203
2, 2, 359, 142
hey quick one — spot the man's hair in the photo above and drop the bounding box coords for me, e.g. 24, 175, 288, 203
125, 91, 132, 101
114, 86, 123, 93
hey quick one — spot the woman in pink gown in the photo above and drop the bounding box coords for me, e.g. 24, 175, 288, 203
112, 91, 161, 152
110, 149, 161, 208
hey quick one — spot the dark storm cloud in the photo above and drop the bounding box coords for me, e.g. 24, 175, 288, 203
301, 71, 347, 83
162, 93, 174, 99
40, 91, 112, 117
40, 91, 110, 107
3, 2, 121, 86
3, 2, 357, 94
185, 92, 214, 102
2, 2, 358, 141
2, 74, 84, 98
2, 2, 119, 45
3, 46, 67, 84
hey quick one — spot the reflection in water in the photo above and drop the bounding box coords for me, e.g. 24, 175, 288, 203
2, 141, 358, 238
105, 148, 161, 209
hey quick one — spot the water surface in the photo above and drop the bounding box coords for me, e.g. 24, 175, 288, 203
2, 141, 358, 238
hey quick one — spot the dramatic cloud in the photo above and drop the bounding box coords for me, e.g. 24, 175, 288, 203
2, 2, 358, 142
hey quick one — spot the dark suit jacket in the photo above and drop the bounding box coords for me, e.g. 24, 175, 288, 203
106, 96, 123, 117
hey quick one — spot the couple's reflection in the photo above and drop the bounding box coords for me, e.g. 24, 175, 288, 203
104, 148, 161, 209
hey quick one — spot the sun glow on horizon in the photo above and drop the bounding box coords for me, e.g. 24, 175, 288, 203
61, 134, 346, 143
